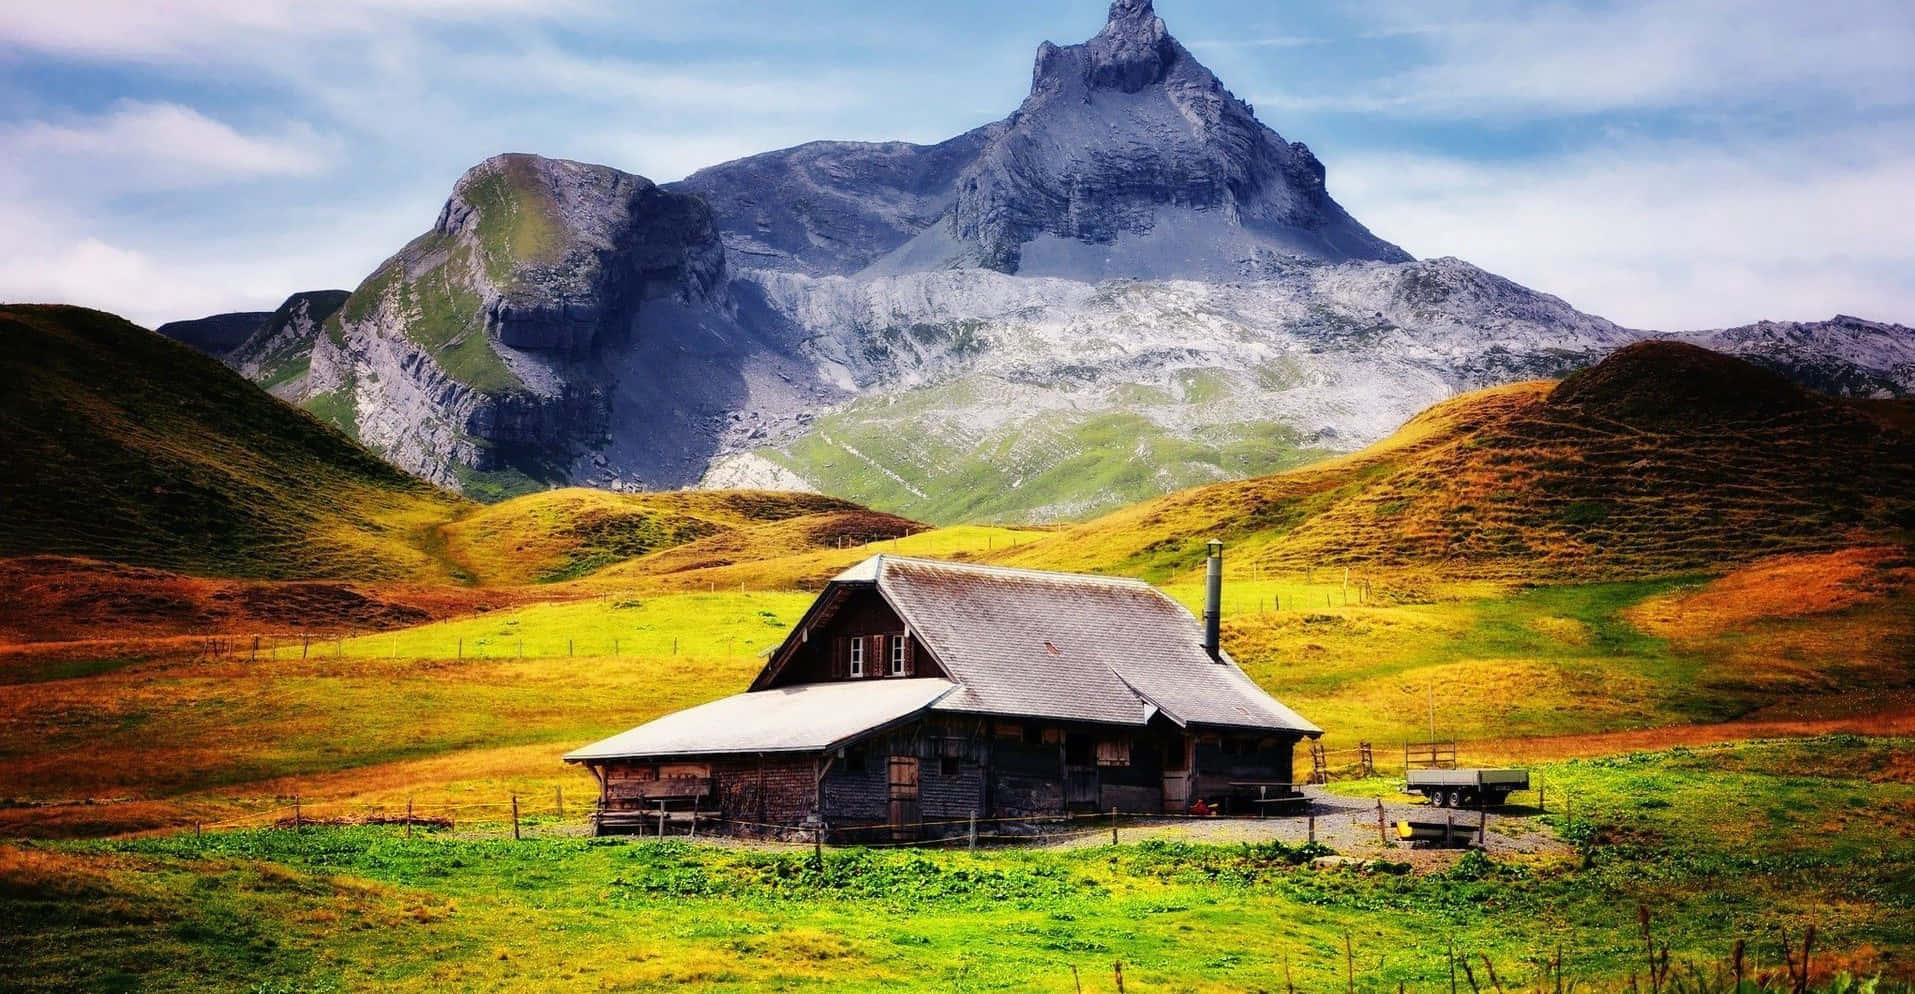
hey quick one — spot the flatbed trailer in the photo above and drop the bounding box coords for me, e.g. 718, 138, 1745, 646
1404, 768, 1528, 809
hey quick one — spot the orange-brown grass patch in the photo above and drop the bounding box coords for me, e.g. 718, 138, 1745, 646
592, 523, 1052, 593
0, 643, 762, 836
995, 346, 1915, 587
434, 487, 900, 584
0, 556, 554, 645
1474, 691, 1915, 764
1625, 546, 1914, 640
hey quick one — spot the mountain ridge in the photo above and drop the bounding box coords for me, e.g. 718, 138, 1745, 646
173, 0, 1913, 520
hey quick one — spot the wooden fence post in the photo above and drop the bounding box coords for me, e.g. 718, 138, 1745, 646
1376, 798, 1388, 847
1114, 961, 1126, 993
302, 634, 309, 660
1478, 804, 1487, 849
657, 801, 667, 839
1111, 806, 1118, 845
511, 795, 520, 840
1308, 813, 1316, 844
293, 795, 302, 832
555, 786, 563, 818
406, 797, 413, 838
969, 810, 978, 851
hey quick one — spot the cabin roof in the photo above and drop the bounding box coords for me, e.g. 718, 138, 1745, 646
564, 678, 957, 761
778, 556, 1321, 735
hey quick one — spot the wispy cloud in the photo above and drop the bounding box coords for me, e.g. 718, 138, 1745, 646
1334, 128, 1915, 328
5, 101, 335, 186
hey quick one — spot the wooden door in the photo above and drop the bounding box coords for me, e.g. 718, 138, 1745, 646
1161, 734, 1192, 814
887, 755, 920, 840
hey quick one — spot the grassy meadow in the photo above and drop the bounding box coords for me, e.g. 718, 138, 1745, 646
4, 319, 1913, 990
3, 737, 1910, 991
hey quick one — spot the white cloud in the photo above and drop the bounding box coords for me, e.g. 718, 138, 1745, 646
6, 101, 334, 186
1334, 130, 1915, 328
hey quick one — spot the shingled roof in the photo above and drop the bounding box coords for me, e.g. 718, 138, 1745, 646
772, 556, 1320, 735
565, 679, 957, 761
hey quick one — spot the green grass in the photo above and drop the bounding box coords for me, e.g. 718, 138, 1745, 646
337, 592, 815, 660
0, 305, 467, 581
4, 737, 1909, 992
301, 380, 358, 440
756, 373, 1333, 525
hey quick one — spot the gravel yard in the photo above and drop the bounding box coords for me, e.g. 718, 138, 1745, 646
1046, 787, 1573, 870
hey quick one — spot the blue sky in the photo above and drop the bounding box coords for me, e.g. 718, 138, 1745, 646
2, 0, 1911, 330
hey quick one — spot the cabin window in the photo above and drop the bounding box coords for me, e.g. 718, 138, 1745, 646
1096, 738, 1130, 767
848, 637, 864, 677
1064, 732, 1093, 766
888, 634, 907, 676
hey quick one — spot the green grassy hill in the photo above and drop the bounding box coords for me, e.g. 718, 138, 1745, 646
999, 342, 1915, 584
0, 305, 468, 581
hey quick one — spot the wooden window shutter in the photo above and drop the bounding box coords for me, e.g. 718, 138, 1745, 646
867, 635, 886, 678
903, 635, 915, 676
831, 636, 847, 679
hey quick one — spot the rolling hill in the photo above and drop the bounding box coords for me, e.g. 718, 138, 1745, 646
0, 305, 468, 582
998, 341, 1915, 583
0, 305, 929, 599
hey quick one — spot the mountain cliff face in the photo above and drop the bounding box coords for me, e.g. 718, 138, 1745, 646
941, 0, 1407, 277
235, 0, 1914, 519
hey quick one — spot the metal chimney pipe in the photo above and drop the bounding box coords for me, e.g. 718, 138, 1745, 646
1202, 539, 1223, 658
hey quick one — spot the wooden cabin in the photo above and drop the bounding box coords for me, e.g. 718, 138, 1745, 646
564, 548, 1321, 840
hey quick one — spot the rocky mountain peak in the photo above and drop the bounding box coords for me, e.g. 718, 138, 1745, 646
1085, 0, 1174, 92
948, 1, 1410, 278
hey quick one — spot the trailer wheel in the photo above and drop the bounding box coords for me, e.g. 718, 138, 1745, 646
1437, 790, 1454, 808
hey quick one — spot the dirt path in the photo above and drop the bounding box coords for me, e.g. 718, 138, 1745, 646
1045, 789, 1570, 871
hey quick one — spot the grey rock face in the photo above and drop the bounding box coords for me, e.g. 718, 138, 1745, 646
668, 129, 999, 276
290, 153, 828, 493
670, 0, 1402, 282
220, 290, 349, 398
947, 0, 1408, 276
437, 154, 725, 356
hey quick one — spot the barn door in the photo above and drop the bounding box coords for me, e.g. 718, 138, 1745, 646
887, 755, 920, 840
1161, 734, 1192, 814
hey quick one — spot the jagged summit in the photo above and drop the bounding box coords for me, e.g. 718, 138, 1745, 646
894, 0, 1411, 277
675, 0, 1407, 281
1079, 0, 1176, 93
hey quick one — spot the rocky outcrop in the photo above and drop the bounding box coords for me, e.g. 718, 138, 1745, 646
435, 154, 725, 355
944, 0, 1409, 277
669, 130, 999, 277
291, 153, 827, 493
224, 290, 349, 398
668, 0, 1402, 281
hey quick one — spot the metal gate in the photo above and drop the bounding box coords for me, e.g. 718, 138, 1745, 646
887, 755, 919, 840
